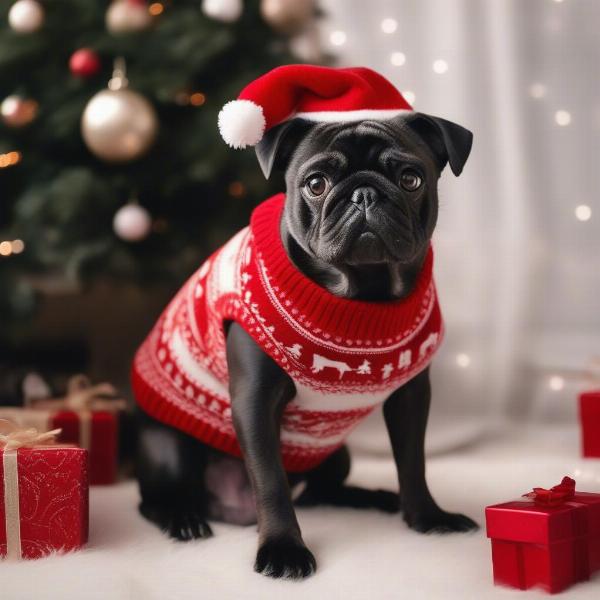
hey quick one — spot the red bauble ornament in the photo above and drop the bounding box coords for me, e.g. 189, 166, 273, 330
69, 49, 101, 78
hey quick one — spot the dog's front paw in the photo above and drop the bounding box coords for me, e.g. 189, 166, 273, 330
404, 509, 478, 534
139, 502, 213, 541
255, 536, 316, 579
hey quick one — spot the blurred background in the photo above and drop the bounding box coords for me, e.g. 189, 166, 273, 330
0, 0, 598, 442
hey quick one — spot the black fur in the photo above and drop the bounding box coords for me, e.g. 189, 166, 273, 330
135, 113, 477, 580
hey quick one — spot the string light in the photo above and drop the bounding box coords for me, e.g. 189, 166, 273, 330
148, 2, 164, 15
228, 181, 246, 198
549, 375, 565, 391
390, 52, 406, 67
0, 239, 26, 257
554, 110, 571, 126
0, 151, 21, 168
174, 91, 205, 107
153, 218, 168, 233
381, 18, 398, 34
189, 92, 206, 106
329, 30, 346, 46
11, 239, 24, 254
174, 91, 190, 106
456, 353, 471, 368
528, 83, 547, 99
575, 205, 592, 221
402, 90, 416, 104
432, 59, 449, 74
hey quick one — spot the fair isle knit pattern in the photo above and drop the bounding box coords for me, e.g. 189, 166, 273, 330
131, 194, 444, 472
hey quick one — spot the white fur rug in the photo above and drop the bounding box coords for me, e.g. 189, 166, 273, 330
3, 422, 600, 600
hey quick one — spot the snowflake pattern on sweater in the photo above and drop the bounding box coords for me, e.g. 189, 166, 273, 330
132, 194, 443, 471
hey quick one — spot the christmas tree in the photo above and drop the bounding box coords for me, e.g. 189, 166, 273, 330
0, 0, 318, 344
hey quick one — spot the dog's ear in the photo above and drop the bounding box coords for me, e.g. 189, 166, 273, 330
255, 118, 314, 179
404, 112, 473, 176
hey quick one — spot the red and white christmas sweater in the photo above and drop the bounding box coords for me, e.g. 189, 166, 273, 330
132, 194, 443, 472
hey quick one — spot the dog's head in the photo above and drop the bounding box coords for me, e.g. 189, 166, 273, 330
256, 113, 472, 267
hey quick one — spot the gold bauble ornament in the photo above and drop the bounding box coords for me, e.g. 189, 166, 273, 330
260, 0, 314, 33
106, 0, 152, 33
81, 59, 158, 163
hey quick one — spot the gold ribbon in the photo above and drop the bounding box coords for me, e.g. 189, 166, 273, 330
25, 374, 127, 413
0, 408, 49, 434
0, 419, 61, 560
24, 375, 126, 451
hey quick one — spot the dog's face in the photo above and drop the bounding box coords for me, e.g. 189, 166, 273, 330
256, 113, 472, 268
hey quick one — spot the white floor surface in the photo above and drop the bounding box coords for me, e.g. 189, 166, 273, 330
3, 422, 600, 599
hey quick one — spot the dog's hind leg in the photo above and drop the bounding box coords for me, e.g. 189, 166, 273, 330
135, 408, 213, 540
294, 445, 400, 514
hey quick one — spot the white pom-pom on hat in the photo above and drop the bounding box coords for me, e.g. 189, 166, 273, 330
218, 100, 266, 149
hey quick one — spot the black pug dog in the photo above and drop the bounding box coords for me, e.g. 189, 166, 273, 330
135, 111, 477, 579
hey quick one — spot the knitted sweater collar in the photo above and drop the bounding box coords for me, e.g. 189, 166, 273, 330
250, 193, 436, 344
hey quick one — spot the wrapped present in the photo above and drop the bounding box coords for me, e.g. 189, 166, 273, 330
1, 375, 125, 485
486, 476, 600, 594
579, 391, 600, 458
0, 419, 89, 560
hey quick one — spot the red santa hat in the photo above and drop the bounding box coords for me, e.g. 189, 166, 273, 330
218, 65, 413, 149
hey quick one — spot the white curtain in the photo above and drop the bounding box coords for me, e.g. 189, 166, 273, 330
315, 0, 600, 427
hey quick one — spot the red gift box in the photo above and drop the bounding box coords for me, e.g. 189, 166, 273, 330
0, 407, 118, 485
579, 391, 600, 458
52, 411, 118, 485
486, 477, 600, 594
0, 426, 89, 560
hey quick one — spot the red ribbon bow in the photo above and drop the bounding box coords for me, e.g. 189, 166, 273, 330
523, 476, 576, 506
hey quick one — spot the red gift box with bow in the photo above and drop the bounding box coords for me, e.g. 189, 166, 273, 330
486, 477, 600, 594
1, 374, 127, 485
579, 391, 600, 458
0, 420, 89, 560
0, 407, 118, 486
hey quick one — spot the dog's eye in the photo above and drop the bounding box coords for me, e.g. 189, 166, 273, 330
305, 174, 329, 197
400, 170, 423, 192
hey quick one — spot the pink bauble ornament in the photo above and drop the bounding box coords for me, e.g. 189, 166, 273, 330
113, 203, 152, 242
106, 0, 152, 33
1, 95, 38, 127
202, 0, 243, 23
8, 0, 44, 33
70, 49, 102, 78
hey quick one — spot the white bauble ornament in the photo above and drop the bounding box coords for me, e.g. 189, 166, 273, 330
260, 0, 313, 33
202, 0, 243, 23
8, 0, 44, 33
81, 88, 158, 162
113, 203, 152, 242
106, 0, 152, 33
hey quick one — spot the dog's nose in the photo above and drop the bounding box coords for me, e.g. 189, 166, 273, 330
350, 186, 378, 208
